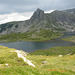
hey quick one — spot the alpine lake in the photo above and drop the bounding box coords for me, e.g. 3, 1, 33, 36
0, 34, 75, 53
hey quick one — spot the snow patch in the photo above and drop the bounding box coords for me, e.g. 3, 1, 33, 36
45, 10, 54, 13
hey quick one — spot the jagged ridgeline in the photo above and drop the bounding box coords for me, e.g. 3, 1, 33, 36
0, 8, 75, 41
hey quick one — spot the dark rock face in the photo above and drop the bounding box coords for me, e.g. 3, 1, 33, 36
0, 8, 75, 35
30, 8, 44, 21
26, 8, 46, 25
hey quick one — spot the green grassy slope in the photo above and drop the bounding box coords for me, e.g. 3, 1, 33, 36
0, 29, 62, 42
30, 46, 75, 56
62, 36, 75, 43
0, 46, 75, 75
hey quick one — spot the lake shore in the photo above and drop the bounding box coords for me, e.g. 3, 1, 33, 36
62, 36, 75, 43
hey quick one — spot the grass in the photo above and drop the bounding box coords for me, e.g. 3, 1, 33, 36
27, 54, 75, 75
30, 46, 75, 56
62, 36, 75, 43
0, 45, 75, 75
0, 29, 62, 42
0, 46, 27, 66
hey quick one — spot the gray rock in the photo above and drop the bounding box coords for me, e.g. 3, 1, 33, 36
42, 61, 47, 64
0, 8, 75, 35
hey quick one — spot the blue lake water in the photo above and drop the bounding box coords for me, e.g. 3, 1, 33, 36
0, 34, 75, 53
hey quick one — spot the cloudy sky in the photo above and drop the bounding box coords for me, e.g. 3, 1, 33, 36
0, 0, 75, 24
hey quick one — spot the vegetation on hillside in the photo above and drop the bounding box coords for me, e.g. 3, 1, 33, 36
30, 46, 75, 56
0, 8, 75, 75
0, 29, 62, 42
62, 36, 75, 43
0, 46, 75, 75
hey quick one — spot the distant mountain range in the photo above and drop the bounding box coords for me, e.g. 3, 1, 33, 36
0, 8, 75, 36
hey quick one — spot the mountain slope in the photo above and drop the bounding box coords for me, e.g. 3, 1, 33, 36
0, 8, 75, 41
64, 8, 75, 14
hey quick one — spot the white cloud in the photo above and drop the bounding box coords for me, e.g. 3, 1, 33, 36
0, 10, 55, 24
45, 10, 54, 13
0, 12, 33, 24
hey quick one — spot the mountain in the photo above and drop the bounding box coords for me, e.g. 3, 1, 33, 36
0, 8, 46, 35
0, 8, 75, 41
64, 8, 75, 14
26, 8, 46, 25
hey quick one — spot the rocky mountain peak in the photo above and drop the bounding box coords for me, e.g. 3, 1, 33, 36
36, 8, 44, 13
0, 8, 75, 35
31, 8, 44, 19
28, 8, 45, 24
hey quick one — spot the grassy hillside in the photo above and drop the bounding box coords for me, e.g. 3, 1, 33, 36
30, 46, 75, 56
62, 36, 75, 43
0, 29, 62, 42
0, 46, 75, 75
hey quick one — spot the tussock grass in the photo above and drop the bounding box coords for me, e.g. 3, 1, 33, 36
0, 45, 75, 75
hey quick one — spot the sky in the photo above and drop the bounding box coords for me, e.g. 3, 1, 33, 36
0, 0, 75, 24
